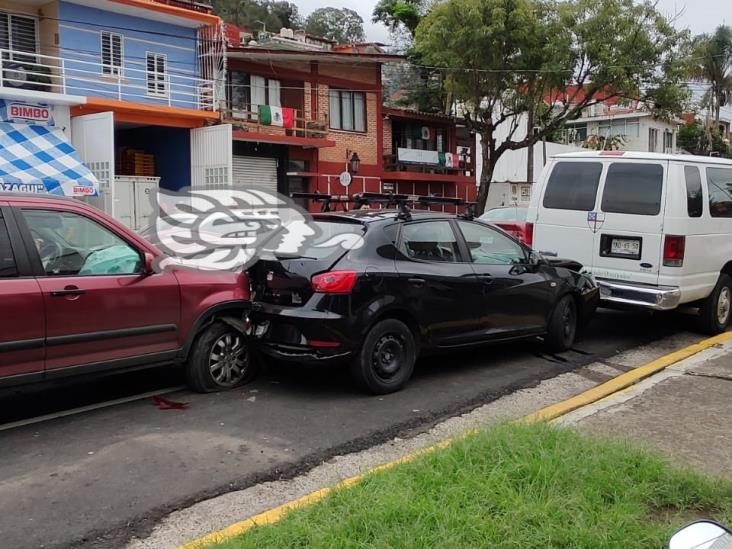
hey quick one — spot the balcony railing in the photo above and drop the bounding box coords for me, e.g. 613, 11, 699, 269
384, 149, 471, 176
0, 49, 217, 111
151, 0, 214, 14
222, 106, 329, 139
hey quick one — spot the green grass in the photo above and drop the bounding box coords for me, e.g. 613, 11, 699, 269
210, 422, 732, 549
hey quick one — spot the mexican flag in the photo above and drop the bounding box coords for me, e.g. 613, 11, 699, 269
258, 105, 295, 129
421, 126, 434, 140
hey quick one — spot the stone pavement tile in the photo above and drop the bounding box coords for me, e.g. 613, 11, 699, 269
687, 352, 732, 380
576, 374, 732, 478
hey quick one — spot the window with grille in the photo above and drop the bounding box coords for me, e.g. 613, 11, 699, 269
101, 31, 123, 76
146, 52, 167, 97
0, 12, 38, 62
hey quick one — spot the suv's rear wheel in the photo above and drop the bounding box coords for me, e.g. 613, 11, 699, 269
544, 295, 577, 352
698, 274, 732, 335
186, 322, 254, 393
351, 319, 416, 394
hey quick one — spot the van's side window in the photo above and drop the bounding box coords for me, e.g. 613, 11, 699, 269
601, 163, 663, 216
707, 167, 732, 218
542, 162, 602, 211
684, 166, 703, 218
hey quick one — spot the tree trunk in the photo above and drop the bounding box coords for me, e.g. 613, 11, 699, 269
476, 135, 497, 216
526, 110, 534, 185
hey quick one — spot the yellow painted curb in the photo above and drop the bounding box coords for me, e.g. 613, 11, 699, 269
181, 331, 732, 549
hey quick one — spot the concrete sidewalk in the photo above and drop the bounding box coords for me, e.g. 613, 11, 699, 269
558, 338, 732, 478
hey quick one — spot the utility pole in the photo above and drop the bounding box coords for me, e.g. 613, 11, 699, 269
526, 110, 534, 186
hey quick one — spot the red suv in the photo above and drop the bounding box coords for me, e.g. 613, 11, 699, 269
0, 193, 252, 393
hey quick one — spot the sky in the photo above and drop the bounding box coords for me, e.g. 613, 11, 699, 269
296, 0, 732, 44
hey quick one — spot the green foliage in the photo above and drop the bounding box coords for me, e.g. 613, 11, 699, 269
583, 134, 626, 151
305, 8, 366, 44
210, 422, 732, 549
414, 0, 688, 212
372, 0, 424, 35
677, 119, 730, 156
211, 0, 303, 30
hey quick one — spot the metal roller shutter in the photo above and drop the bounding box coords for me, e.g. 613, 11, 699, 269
232, 155, 278, 195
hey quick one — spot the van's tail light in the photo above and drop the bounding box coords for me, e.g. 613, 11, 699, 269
311, 271, 358, 294
522, 222, 534, 247
663, 235, 685, 267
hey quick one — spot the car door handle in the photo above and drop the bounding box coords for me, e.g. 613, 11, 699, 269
408, 277, 425, 287
476, 275, 494, 285
50, 286, 86, 297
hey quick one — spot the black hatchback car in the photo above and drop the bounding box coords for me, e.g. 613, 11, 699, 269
248, 194, 599, 394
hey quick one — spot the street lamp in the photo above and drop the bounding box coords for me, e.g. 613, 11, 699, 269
348, 151, 361, 174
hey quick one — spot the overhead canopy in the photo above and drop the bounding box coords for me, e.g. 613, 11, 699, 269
0, 122, 99, 197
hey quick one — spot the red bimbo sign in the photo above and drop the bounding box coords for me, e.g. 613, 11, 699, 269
9, 103, 51, 123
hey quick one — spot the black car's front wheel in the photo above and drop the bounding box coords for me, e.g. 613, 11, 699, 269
351, 319, 416, 394
544, 295, 577, 353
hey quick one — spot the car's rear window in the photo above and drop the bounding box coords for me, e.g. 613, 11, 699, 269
601, 163, 664, 216
543, 162, 602, 211
297, 220, 365, 259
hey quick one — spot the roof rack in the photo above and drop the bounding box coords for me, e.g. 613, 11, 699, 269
290, 192, 349, 212
292, 191, 476, 220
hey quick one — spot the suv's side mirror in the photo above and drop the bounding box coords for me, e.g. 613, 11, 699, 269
142, 252, 155, 275
668, 520, 732, 549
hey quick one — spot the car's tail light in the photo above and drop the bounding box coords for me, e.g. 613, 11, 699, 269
522, 222, 534, 247
311, 270, 358, 294
663, 235, 685, 267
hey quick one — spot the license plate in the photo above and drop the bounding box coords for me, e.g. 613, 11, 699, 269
610, 238, 640, 256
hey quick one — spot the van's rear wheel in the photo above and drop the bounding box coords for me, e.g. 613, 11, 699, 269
698, 274, 732, 335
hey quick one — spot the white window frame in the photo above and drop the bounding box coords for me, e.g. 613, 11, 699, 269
100, 31, 123, 77
146, 51, 168, 98
0, 11, 39, 62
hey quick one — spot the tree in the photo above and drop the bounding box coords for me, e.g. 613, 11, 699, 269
414, 0, 687, 214
305, 8, 366, 44
689, 26, 732, 124
212, 0, 302, 30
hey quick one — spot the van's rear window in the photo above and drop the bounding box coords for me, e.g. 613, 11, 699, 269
543, 162, 602, 211
707, 167, 732, 218
601, 163, 663, 216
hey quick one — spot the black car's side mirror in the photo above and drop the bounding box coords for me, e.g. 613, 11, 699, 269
527, 251, 544, 266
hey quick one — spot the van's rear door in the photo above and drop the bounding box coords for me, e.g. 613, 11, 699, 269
591, 160, 667, 286
532, 160, 604, 271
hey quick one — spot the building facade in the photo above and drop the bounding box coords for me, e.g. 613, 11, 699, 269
192, 26, 476, 211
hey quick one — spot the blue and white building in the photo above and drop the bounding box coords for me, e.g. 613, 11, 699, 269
0, 0, 225, 227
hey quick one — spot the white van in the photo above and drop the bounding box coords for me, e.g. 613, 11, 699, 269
527, 151, 732, 334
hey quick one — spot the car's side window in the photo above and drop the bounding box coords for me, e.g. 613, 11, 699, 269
0, 211, 18, 278
21, 209, 142, 276
707, 167, 732, 218
684, 165, 703, 218
457, 221, 526, 265
401, 221, 460, 263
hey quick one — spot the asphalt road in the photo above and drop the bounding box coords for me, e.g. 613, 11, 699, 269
0, 309, 694, 549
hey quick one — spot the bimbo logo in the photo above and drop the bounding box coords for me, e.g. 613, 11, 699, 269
8, 103, 51, 123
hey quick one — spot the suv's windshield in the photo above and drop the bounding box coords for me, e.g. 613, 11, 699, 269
479, 207, 528, 222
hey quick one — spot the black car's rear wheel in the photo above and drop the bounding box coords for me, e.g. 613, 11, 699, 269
544, 295, 577, 353
351, 319, 416, 394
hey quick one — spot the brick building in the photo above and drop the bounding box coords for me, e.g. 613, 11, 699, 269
202, 26, 476, 209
